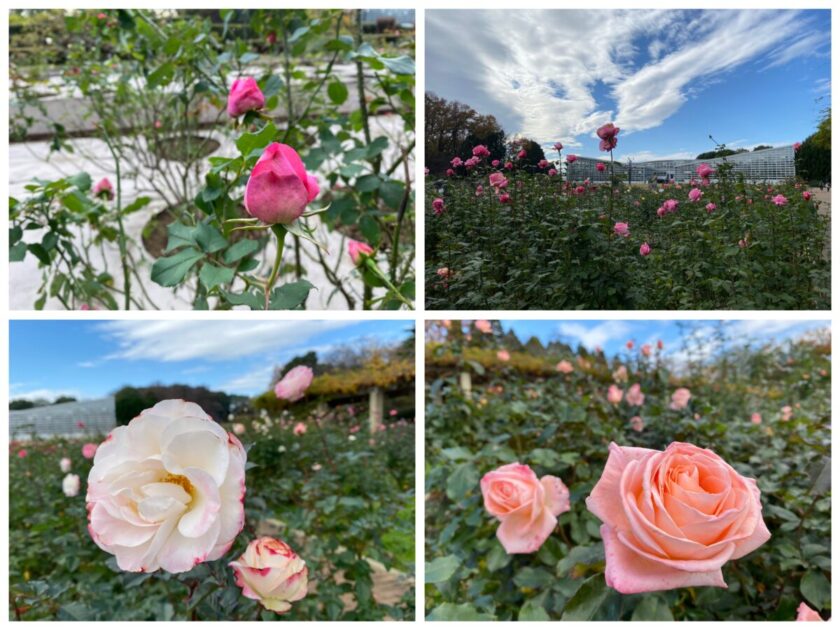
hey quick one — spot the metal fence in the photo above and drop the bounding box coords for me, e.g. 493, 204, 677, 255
10, 397, 116, 440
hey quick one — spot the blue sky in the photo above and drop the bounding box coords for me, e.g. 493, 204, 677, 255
9, 320, 413, 401
497, 320, 828, 362
426, 9, 830, 161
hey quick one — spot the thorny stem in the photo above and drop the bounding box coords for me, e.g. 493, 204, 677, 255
363, 257, 413, 308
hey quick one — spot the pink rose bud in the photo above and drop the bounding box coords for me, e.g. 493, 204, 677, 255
538, 159, 549, 169
347, 239, 374, 265
566, 154, 577, 163
244, 143, 319, 225
81, 443, 98, 459
641, 344, 652, 357
62, 473, 81, 497
614, 222, 630, 238
630, 416, 644, 432
553, 142, 563, 151
293, 422, 307, 435
230, 537, 308, 613
772, 194, 788, 206
432, 198, 445, 215
517, 149, 527, 159
491, 159, 500, 167
548, 168, 557, 176
670, 387, 692, 410
706, 202, 717, 213
596, 122, 620, 151
802, 191, 812, 201
227, 77, 265, 117
60, 457, 72, 473
586, 442, 770, 594
446, 168, 455, 177
639, 242, 651, 256
93, 177, 113, 199
475, 184, 484, 196
499, 193, 511, 204
86, 400, 247, 572
793, 142, 802, 152
504, 161, 513, 170
389, 408, 398, 416
275, 365, 314, 402
497, 350, 510, 362
481, 463, 570, 554
607, 384, 624, 404
796, 602, 823, 621
17, 449, 27, 458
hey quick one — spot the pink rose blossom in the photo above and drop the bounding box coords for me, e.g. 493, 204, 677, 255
488, 172, 508, 189
275, 366, 314, 402
553, 142, 563, 151
60, 457, 72, 473
293, 422, 307, 436
17, 449, 27, 458
772, 194, 788, 206
538, 159, 549, 169
630, 416, 644, 432
802, 191, 812, 201
556, 360, 573, 374
751, 413, 762, 425
607, 385, 624, 404
796, 602, 823, 621
497, 350, 511, 362
587, 442, 770, 594
793, 142, 802, 152
706, 202, 717, 213
696, 164, 714, 180
432, 198, 445, 215
548, 168, 557, 176
446, 168, 455, 177
230, 537, 308, 613
596, 123, 620, 151
244, 143, 319, 224
475, 185, 484, 196
492, 159, 500, 167
626, 383, 645, 406
480, 463, 570, 554
670, 387, 691, 410
641, 344, 652, 357
663, 199, 679, 213
781, 405, 793, 421
614, 222, 630, 238
450, 156, 463, 168
639, 242, 651, 257
227, 77, 265, 117
472, 145, 490, 158
596, 162, 606, 172
475, 320, 492, 334
688, 188, 703, 202
82, 443, 98, 459
499, 193, 511, 204
93, 177, 113, 200
566, 154, 577, 163
517, 149, 527, 159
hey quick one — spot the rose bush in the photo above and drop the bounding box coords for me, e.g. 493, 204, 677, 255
426, 133, 828, 310
10, 400, 415, 620
10, 9, 415, 310
425, 321, 831, 621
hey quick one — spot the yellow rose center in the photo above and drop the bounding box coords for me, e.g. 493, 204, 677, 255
162, 473, 195, 502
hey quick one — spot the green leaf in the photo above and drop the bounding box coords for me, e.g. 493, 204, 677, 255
380, 180, 406, 209
425, 555, 460, 584
221, 289, 263, 310
150, 248, 204, 287
426, 603, 496, 621
236, 122, 277, 158
28, 243, 51, 265
68, 172, 92, 192
380, 54, 415, 75
327, 80, 349, 105
60, 191, 87, 213
445, 462, 478, 501
165, 222, 197, 253
194, 222, 228, 254
513, 566, 553, 589
360, 214, 381, 246
198, 263, 235, 290
10, 241, 27, 262
800, 570, 830, 610
224, 239, 260, 264
122, 196, 151, 215
269, 280, 315, 310
519, 599, 551, 621
561, 574, 609, 621
366, 136, 389, 158
631, 595, 675, 621
147, 62, 175, 88
486, 542, 511, 572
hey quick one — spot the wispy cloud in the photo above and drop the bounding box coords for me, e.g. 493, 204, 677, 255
10, 386, 84, 402
98, 321, 355, 362
427, 9, 822, 145
556, 321, 632, 349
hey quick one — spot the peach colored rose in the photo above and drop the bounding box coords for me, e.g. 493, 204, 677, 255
607, 385, 623, 405
497, 350, 510, 362
556, 360, 573, 374
796, 602, 824, 621
626, 383, 645, 406
670, 387, 691, 410
586, 442, 770, 594
230, 537, 308, 613
480, 463, 570, 554
612, 365, 628, 383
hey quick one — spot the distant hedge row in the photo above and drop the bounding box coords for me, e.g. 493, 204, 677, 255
114, 385, 231, 425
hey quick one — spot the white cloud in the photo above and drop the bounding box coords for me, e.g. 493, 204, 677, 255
556, 321, 632, 349
10, 387, 84, 402
98, 320, 355, 362
427, 9, 821, 145
218, 364, 276, 395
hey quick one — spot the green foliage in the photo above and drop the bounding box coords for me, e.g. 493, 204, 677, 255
114, 385, 230, 425
426, 170, 829, 309
425, 326, 831, 621
10, 406, 415, 620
